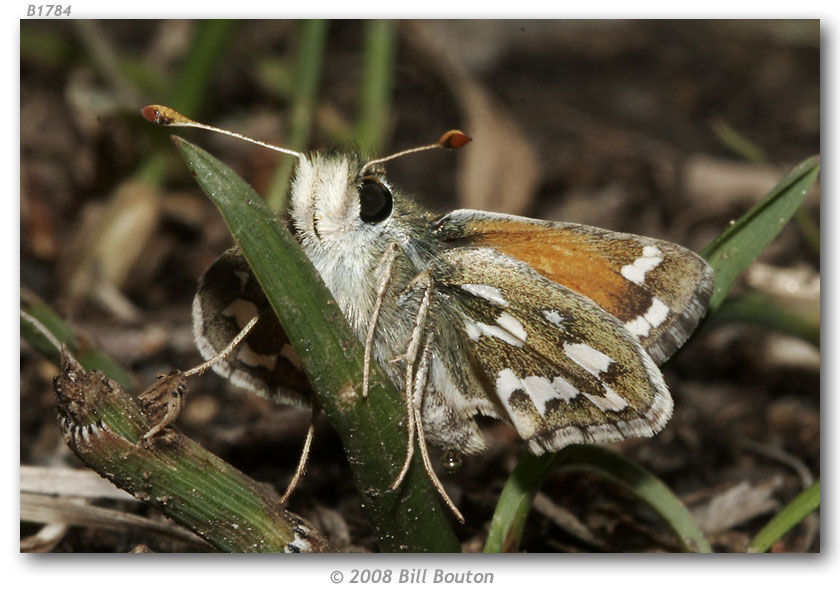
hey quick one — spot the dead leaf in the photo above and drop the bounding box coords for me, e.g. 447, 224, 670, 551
691, 477, 783, 534
60, 180, 161, 312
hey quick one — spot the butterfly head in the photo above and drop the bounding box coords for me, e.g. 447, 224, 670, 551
288, 153, 396, 250
288, 129, 471, 248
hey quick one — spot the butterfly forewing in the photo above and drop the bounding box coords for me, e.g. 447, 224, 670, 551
435, 246, 672, 454
193, 248, 312, 407
433, 210, 713, 364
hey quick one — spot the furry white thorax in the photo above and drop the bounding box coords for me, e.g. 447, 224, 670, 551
289, 153, 409, 337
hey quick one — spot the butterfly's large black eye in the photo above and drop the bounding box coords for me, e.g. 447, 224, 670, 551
358, 177, 393, 224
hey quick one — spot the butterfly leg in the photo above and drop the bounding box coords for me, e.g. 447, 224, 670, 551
278, 406, 320, 505
139, 373, 186, 440
412, 340, 465, 524
363, 242, 400, 398
141, 316, 259, 441
389, 274, 433, 491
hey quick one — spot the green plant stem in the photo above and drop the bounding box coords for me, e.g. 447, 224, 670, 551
710, 117, 768, 163
701, 156, 820, 312
53, 351, 330, 552
484, 452, 557, 552
484, 446, 711, 553
176, 137, 461, 552
553, 446, 712, 553
708, 290, 819, 346
748, 480, 820, 553
20, 288, 136, 391
266, 20, 328, 212
355, 20, 397, 153
794, 205, 820, 255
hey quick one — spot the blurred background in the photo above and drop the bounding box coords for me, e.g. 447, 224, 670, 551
20, 20, 819, 552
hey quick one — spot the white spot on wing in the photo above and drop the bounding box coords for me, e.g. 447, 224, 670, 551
521, 375, 556, 408
237, 344, 278, 370
584, 385, 628, 412
493, 369, 537, 437
624, 296, 671, 339
496, 311, 527, 343
464, 319, 482, 342
495, 369, 580, 423
621, 264, 647, 284
222, 299, 259, 329
463, 314, 526, 347
461, 283, 508, 307
645, 297, 670, 327
495, 368, 521, 402
625, 315, 652, 337
635, 256, 663, 271
523, 375, 578, 416
564, 343, 614, 375
620, 245, 663, 285
542, 309, 567, 329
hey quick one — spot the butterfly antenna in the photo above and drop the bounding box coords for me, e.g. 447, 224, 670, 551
183, 316, 259, 378
359, 130, 471, 176
141, 105, 306, 161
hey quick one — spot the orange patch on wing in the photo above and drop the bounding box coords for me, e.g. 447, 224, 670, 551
467, 225, 647, 322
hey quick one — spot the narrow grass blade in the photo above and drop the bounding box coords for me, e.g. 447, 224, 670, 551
485, 445, 712, 553
748, 480, 820, 553
708, 290, 819, 346
701, 156, 820, 312
484, 452, 556, 552
175, 137, 461, 552
355, 20, 397, 153
710, 117, 768, 163
21, 289, 136, 391
266, 20, 328, 212
168, 20, 236, 118
794, 205, 820, 255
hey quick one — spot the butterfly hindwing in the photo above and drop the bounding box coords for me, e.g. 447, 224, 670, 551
193, 248, 312, 407
432, 210, 713, 364
434, 246, 672, 454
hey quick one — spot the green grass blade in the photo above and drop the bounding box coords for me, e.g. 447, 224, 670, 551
24, 292, 327, 550
748, 480, 820, 553
554, 446, 712, 552
21, 289, 136, 391
701, 156, 820, 312
266, 20, 328, 212
708, 291, 819, 346
710, 117, 768, 163
168, 20, 236, 117
355, 20, 397, 153
174, 137, 461, 552
485, 445, 712, 553
484, 452, 557, 552
794, 205, 820, 254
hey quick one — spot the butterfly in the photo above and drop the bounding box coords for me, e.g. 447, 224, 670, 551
143, 105, 714, 522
